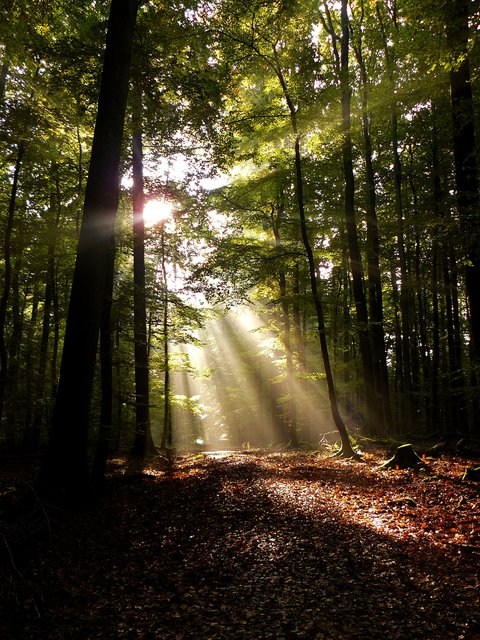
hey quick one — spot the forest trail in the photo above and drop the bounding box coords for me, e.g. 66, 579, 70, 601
1, 450, 479, 639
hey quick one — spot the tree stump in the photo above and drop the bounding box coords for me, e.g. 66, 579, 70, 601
380, 444, 427, 470
462, 466, 480, 482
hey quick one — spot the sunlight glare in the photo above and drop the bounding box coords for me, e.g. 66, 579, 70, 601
143, 199, 173, 228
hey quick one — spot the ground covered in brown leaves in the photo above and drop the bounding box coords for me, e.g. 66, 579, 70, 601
1, 449, 480, 639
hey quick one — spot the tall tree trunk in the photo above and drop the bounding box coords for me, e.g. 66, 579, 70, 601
272, 198, 297, 446
339, 0, 378, 435
269, 46, 356, 456
37, 0, 138, 504
5, 258, 23, 448
292, 262, 305, 368
24, 284, 39, 441
159, 226, 172, 451
407, 150, 429, 432
131, 97, 154, 457
443, 243, 466, 435
0, 141, 26, 435
446, 0, 480, 365
294, 136, 356, 456
28, 173, 59, 451
377, 3, 414, 432
351, 7, 392, 433
92, 238, 115, 488
430, 120, 444, 434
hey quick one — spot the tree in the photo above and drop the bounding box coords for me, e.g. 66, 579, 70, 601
37, 0, 138, 503
349, 0, 392, 433
320, 0, 379, 434
130, 89, 155, 457
446, 0, 480, 364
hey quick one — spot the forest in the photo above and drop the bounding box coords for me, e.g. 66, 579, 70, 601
1, 0, 480, 638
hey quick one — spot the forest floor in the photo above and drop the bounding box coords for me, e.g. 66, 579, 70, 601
0, 447, 480, 639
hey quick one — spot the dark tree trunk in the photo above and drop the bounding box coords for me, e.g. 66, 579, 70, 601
0, 141, 26, 435
5, 258, 23, 449
340, 0, 378, 435
446, 0, 480, 364
159, 227, 172, 451
50, 265, 60, 400
389, 260, 403, 432
268, 46, 357, 457
24, 285, 39, 442
292, 262, 305, 368
377, 3, 414, 432
92, 238, 115, 489
28, 174, 59, 451
431, 122, 443, 433
351, 14, 392, 433
407, 150, 428, 432
36, 0, 138, 504
272, 198, 297, 446
131, 106, 154, 457
294, 136, 356, 456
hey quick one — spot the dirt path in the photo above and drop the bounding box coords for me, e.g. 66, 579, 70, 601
1, 451, 479, 639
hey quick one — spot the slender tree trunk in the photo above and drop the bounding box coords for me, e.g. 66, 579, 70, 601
377, 3, 414, 432
295, 135, 356, 455
442, 249, 455, 432
131, 99, 154, 457
159, 226, 172, 451
92, 238, 115, 488
37, 0, 138, 504
272, 199, 297, 446
339, 0, 378, 435
24, 285, 39, 441
0, 141, 26, 434
351, 22, 392, 433
114, 314, 124, 450
267, 50, 356, 455
292, 262, 305, 367
5, 259, 23, 448
407, 151, 429, 432
75, 122, 84, 240
28, 174, 59, 451
50, 266, 60, 400
389, 260, 403, 432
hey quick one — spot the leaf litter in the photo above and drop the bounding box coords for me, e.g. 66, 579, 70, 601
1, 449, 479, 639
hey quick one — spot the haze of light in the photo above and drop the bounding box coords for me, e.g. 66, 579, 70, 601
143, 198, 174, 228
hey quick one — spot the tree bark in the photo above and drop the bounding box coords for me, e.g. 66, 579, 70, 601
92, 238, 115, 488
339, 0, 378, 435
351, 14, 392, 434
159, 226, 172, 451
37, 0, 138, 504
131, 100, 154, 457
28, 169, 60, 451
0, 141, 26, 435
446, 0, 480, 366
272, 197, 297, 446
377, 3, 414, 430
270, 47, 357, 456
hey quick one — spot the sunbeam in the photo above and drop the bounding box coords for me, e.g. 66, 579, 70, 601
162, 305, 342, 452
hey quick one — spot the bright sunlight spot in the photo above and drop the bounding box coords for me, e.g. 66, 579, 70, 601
143, 198, 174, 228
